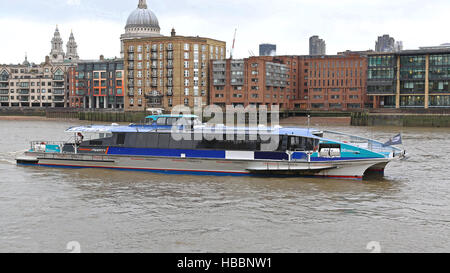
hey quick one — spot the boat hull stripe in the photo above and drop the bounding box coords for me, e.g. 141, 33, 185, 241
17, 163, 363, 180
107, 147, 226, 159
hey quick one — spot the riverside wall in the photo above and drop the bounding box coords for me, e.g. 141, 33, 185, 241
1, 107, 450, 127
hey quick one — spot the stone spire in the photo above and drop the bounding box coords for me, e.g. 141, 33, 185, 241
50, 25, 65, 63
138, 0, 147, 9
66, 30, 79, 61
22, 53, 30, 66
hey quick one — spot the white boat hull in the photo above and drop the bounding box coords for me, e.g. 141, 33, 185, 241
18, 151, 390, 180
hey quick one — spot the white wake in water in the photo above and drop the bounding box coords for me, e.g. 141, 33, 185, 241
0, 150, 27, 165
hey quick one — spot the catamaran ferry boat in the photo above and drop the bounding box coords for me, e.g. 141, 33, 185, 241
16, 115, 405, 180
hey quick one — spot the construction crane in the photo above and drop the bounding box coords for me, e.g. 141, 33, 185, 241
230, 28, 237, 59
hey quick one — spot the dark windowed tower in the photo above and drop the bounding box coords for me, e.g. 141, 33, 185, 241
259, 44, 276, 56
309, 36, 326, 56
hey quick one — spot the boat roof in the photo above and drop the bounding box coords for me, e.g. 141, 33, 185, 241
65, 124, 322, 138
145, 114, 199, 120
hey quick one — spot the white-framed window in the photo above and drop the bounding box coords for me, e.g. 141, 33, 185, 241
184, 43, 190, 51
184, 52, 189, 59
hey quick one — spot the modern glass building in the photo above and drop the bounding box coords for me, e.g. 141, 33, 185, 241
368, 49, 450, 108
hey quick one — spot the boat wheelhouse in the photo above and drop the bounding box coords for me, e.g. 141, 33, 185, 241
16, 115, 404, 180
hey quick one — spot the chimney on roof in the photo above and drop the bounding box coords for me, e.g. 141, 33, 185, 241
171, 28, 176, 37
100, 55, 104, 61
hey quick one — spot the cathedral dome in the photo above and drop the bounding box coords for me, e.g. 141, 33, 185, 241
125, 0, 160, 33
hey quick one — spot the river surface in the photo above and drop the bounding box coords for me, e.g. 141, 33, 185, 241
0, 119, 449, 253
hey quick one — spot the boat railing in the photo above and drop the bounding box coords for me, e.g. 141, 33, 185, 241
322, 130, 403, 156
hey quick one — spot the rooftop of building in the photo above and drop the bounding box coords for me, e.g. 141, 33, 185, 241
76, 58, 124, 64
367, 48, 450, 56
122, 31, 226, 44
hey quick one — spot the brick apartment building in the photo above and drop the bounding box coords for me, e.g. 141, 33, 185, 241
123, 34, 226, 111
294, 53, 369, 110
210, 56, 298, 110
121, 0, 226, 111
210, 53, 368, 111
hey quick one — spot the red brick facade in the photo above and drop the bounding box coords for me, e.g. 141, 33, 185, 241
210, 53, 369, 111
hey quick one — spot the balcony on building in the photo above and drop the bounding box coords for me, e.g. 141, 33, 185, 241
53, 89, 65, 95
213, 79, 226, 86
53, 75, 64, 81
145, 91, 163, 98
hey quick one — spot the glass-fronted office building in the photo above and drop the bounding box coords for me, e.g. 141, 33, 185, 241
368, 49, 450, 108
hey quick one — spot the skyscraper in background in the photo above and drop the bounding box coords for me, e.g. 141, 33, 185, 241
259, 44, 277, 56
309, 36, 326, 55
375, 34, 402, 52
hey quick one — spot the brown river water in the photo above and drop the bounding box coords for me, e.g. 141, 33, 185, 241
0, 119, 449, 253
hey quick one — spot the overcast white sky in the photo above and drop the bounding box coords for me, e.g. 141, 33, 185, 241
0, 0, 449, 64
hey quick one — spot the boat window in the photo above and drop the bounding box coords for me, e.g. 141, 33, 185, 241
146, 118, 156, 125
156, 118, 166, 126
135, 133, 147, 148
145, 133, 159, 148
278, 135, 289, 151
89, 140, 103, 146
157, 133, 170, 149
116, 133, 126, 145
289, 136, 307, 151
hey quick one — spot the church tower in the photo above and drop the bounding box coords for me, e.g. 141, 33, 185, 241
66, 30, 79, 61
50, 25, 65, 63
120, 0, 162, 57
